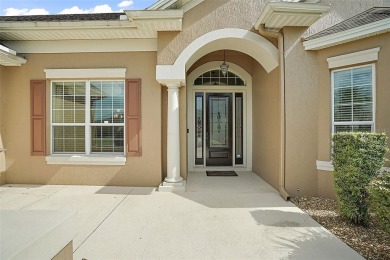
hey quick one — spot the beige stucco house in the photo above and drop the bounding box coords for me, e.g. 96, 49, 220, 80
0, 0, 389, 199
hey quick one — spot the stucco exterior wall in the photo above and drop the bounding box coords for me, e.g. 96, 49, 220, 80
316, 33, 390, 198
0, 66, 6, 185
252, 61, 280, 189
3, 52, 162, 186
283, 27, 319, 196
158, 0, 390, 66
157, 0, 269, 65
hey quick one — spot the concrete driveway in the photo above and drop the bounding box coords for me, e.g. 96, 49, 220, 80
0, 172, 363, 259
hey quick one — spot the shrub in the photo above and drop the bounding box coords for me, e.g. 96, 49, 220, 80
368, 171, 390, 233
332, 132, 388, 226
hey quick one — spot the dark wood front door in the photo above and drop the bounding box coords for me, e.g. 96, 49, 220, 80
206, 93, 232, 166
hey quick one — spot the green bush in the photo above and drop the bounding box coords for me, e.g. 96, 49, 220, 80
368, 171, 390, 233
332, 132, 388, 226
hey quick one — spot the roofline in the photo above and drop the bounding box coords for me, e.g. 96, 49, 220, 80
303, 17, 390, 50
0, 20, 136, 30
0, 10, 183, 30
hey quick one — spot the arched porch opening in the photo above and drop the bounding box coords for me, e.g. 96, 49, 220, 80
157, 28, 279, 191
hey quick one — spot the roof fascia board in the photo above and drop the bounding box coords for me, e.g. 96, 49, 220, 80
303, 18, 390, 50
0, 44, 16, 55
255, 2, 330, 30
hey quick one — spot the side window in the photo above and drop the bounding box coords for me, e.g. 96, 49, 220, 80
332, 65, 374, 133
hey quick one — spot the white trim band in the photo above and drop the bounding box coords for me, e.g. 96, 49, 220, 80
3, 39, 157, 53
46, 155, 126, 165
44, 68, 126, 79
327, 47, 380, 69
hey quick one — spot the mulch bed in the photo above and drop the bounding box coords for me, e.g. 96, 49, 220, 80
290, 197, 390, 260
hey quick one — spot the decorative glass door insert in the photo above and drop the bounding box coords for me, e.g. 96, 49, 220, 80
206, 93, 232, 166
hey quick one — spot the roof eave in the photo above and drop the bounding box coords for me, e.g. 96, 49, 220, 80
303, 17, 390, 50
124, 10, 183, 31
0, 46, 27, 66
255, 2, 330, 32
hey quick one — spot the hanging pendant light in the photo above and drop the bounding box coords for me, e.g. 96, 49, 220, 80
220, 50, 229, 77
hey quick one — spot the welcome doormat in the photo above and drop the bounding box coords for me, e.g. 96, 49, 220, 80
206, 171, 238, 176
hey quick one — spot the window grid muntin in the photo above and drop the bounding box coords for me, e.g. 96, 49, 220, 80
332, 64, 375, 133
51, 80, 125, 155
194, 69, 245, 86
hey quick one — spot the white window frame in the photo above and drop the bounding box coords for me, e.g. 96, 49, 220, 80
48, 80, 126, 165
331, 64, 376, 134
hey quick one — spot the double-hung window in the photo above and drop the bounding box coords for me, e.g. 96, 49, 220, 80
51, 80, 125, 155
332, 64, 375, 133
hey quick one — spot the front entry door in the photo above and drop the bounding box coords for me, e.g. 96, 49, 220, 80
206, 93, 232, 166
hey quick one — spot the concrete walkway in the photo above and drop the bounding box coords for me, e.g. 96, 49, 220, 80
0, 172, 363, 259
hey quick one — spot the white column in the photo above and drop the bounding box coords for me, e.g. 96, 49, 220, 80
165, 83, 183, 183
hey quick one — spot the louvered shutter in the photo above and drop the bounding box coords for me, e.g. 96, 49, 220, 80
126, 79, 142, 156
31, 80, 46, 155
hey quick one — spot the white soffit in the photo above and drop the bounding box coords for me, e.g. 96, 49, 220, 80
0, 44, 27, 66
327, 47, 380, 69
44, 68, 126, 79
255, 2, 330, 32
304, 18, 390, 50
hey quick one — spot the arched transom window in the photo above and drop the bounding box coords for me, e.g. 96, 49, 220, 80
194, 69, 245, 86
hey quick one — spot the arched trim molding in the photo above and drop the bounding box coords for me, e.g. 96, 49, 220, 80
156, 28, 279, 85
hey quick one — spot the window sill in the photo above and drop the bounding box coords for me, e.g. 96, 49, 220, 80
45, 155, 126, 165
317, 160, 390, 173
